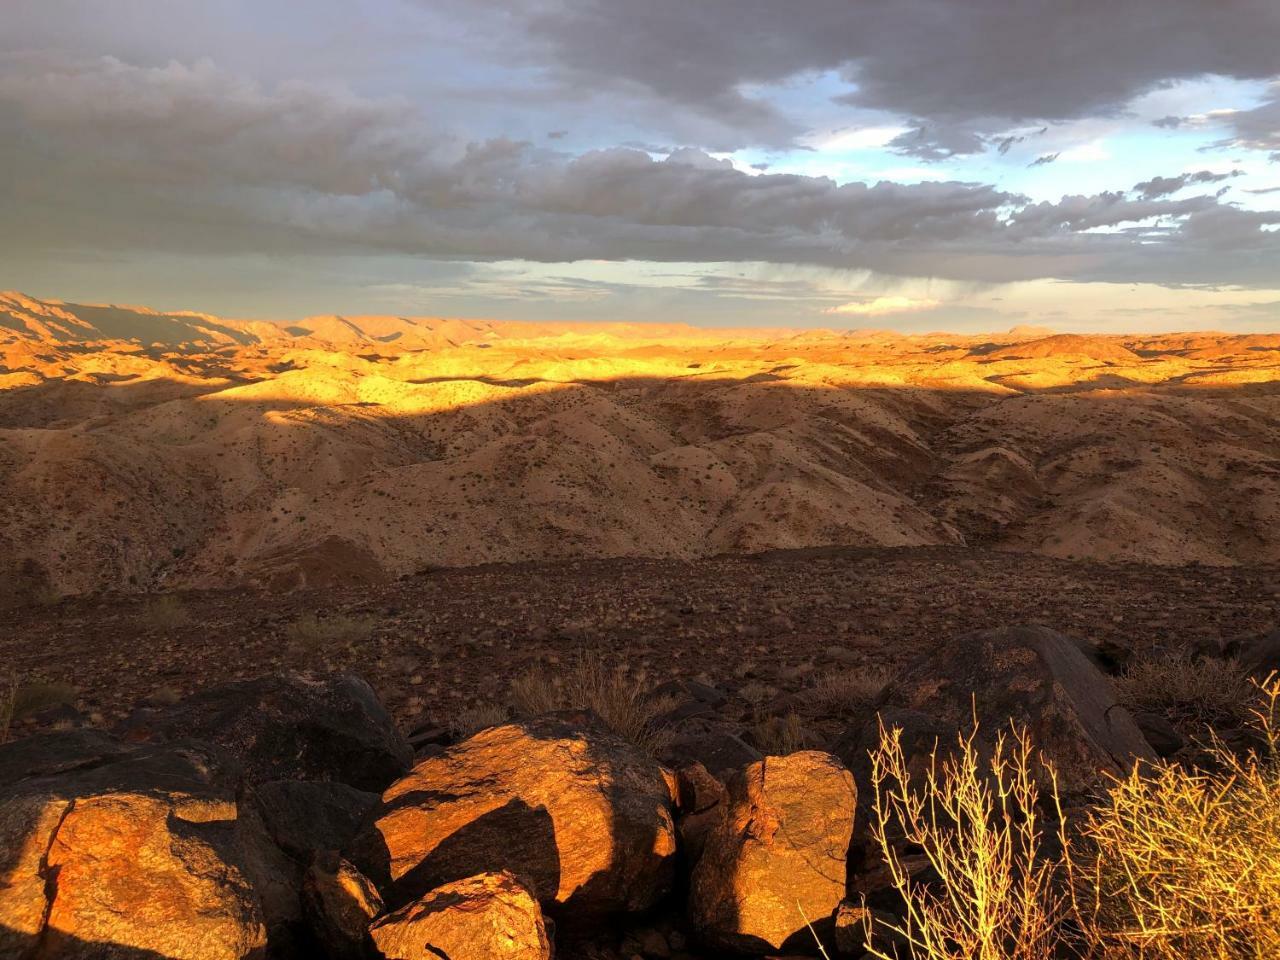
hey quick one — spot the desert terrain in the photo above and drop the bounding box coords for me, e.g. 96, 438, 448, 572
5, 292, 1280, 959
3, 290, 1280, 600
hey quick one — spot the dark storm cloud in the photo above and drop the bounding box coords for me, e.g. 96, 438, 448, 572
426, 0, 1280, 148
1, 51, 1277, 289
1133, 170, 1243, 200
887, 124, 989, 162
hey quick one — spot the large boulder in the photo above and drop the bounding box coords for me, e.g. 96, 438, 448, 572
117, 673, 411, 791
368, 871, 551, 960
0, 734, 269, 960
351, 711, 677, 919
688, 751, 856, 954
839, 625, 1156, 791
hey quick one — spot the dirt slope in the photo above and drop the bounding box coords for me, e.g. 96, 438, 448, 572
3, 291, 1280, 595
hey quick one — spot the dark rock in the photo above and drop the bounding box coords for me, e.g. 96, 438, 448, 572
1132, 711, 1185, 758
660, 721, 763, 781
843, 624, 1156, 792
117, 673, 412, 790
247, 779, 379, 862
1235, 628, 1280, 677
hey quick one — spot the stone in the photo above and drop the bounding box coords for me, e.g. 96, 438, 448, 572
368, 871, 551, 960
246, 779, 380, 861
302, 851, 383, 959
661, 722, 763, 780
673, 762, 728, 865
843, 624, 1156, 791
351, 711, 677, 920
688, 751, 856, 954
117, 673, 411, 790
0, 735, 269, 960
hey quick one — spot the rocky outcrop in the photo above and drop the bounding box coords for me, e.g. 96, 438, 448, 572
688, 751, 856, 954
841, 624, 1156, 790
246, 780, 379, 862
0, 735, 268, 960
302, 852, 384, 960
369, 871, 551, 960
116, 673, 412, 790
351, 711, 677, 919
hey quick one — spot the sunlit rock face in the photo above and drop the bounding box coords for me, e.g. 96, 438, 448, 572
688, 750, 857, 953
0, 734, 267, 960
350, 711, 678, 920
369, 871, 551, 960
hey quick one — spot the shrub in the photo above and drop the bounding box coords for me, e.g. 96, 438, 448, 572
1114, 649, 1256, 737
1, 677, 79, 743
448, 703, 510, 741
810, 664, 892, 716
1067, 676, 1280, 959
509, 651, 676, 755
862, 717, 1065, 960
285, 612, 376, 655
750, 710, 810, 755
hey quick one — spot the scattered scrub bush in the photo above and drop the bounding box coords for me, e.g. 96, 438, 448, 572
862, 718, 1065, 960
509, 651, 676, 755
1066, 675, 1280, 959
810, 664, 892, 716
1, 677, 79, 743
1114, 649, 1257, 737
448, 703, 510, 741
750, 710, 810, 755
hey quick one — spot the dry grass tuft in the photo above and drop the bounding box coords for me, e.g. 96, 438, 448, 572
509, 651, 676, 755
750, 710, 810, 755
1114, 649, 1257, 736
810, 664, 892, 716
141, 594, 189, 631
285, 612, 376, 655
1066, 675, 1280, 959
448, 703, 510, 741
1, 677, 79, 743
863, 717, 1065, 960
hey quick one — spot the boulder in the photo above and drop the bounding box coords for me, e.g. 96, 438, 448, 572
840, 625, 1156, 791
672, 762, 728, 864
302, 852, 384, 959
688, 751, 856, 954
246, 779, 380, 862
1235, 628, 1280, 677
369, 871, 551, 960
660, 720, 763, 780
0, 734, 269, 960
351, 711, 677, 919
117, 673, 411, 791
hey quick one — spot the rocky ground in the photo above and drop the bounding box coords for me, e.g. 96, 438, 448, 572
2, 545, 1276, 742
4, 546, 1279, 958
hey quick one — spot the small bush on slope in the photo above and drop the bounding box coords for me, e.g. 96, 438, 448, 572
509, 651, 676, 755
1067, 675, 1280, 960
861, 718, 1065, 960
1114, 649, 1255, 739
284, 612, 376, 655
1, 676, 78, 743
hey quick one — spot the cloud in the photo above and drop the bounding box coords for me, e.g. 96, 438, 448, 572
825, 296, 941, 317
0, 52, 1277, 291
409, 0, 1280, 149
1133, 170, 1243, 199
1029, 152, 1061, 167
887, 123, 989, 161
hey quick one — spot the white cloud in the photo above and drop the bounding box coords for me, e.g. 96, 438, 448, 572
825, 295, 942, 317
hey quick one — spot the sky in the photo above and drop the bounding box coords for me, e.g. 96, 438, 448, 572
1, 0, 1279, 332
